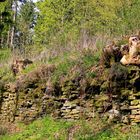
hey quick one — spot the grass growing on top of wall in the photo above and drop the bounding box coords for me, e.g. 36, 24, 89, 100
0, 49, 11, 63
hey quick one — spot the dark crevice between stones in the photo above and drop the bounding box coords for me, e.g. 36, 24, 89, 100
0, 93, 3, 114
12, 92, 19, 122
134, 78, 140, 91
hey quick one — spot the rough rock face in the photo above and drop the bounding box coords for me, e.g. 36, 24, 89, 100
11, 59, 33, 76
0, 83, 17, 122
120, 35, 140, 66
1, 64, 140, 124
127, 68, 140, 124
1, 35, 140, 124
60, 79, 94, 120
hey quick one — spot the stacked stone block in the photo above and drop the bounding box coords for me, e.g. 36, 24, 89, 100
0, 84, 17, 122
60, 80, 81, 120
129, 92, 140, 124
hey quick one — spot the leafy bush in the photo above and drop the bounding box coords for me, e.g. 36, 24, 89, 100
21, 63, 38, 74
82, 50, 100, 68
0, 49, 11, 63
0, 65, 15, 83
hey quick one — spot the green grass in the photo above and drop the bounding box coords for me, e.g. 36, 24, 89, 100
0, 44, 101, 85
21, 63, 38, 74
1, 116, 140, 140
0, 117, 73, 140
48, 48, 101, 83
0, 65, 15, 83
51, 59, 76, 83
0, 48, 11, 63
84, 126, 140, 140
82, 50, 100, 68
8, 47, 101, 84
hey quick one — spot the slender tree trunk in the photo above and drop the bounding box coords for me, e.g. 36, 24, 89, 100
7, 26, 10, 47
0, 10, 3, 48
10, 0, 17, 49
0, 35, 4, 48
10, 26, 15, 49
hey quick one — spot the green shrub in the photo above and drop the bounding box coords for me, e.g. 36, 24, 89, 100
82, 50, 100, 69
0, 66, 15, 83
0, 49, 11, 63
1, 116, 140, 140
21, 63, 38, 74
51, 59, 76, 83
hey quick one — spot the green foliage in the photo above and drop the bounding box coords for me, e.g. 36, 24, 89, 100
35, 0, 132, 45
82, 50, 100, 68
46, 47, 101, 83
24, 44, 44, 57
1, 116, 140, 140
117, 0, 140, 34
0, 65, 14, 83
0, 49, 15, 83
0, 1, 8, 12
86, 72, 96, 79
80, 126, 140, 140
35, 0, 81, 44
1, 0, 140, 50
50, 52, 77, 83
21, 63, 37, 74
18, 1, 35, 26
0, 116, 73, 140
16, 1, 36, 47
0, 1, 12, 47
0, 48, 11, 62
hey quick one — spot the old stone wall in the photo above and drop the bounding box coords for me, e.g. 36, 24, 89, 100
1, 64, 140, 124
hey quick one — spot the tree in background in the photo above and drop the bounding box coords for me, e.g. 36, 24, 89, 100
0, 0, 35, 49
34, 0, 131, 46
0, 0, 140, 50
118, 0, 140, 34
16, 0, 35, 48
0, 0, 12, 48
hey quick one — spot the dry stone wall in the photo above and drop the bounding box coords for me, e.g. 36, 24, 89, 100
0, 84, 17, 122
1, 64, 140, 124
